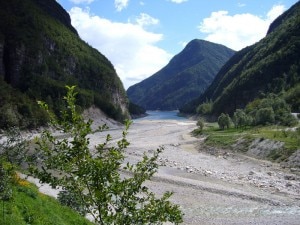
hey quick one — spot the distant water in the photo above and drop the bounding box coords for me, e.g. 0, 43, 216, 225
134, 110, 187, 121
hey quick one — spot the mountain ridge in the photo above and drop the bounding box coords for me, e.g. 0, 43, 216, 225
127, 39, 235, 110
180, 1, 300, 116
0, 0, 129, 129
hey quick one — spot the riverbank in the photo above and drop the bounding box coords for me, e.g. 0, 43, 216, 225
100, 118, 300, 225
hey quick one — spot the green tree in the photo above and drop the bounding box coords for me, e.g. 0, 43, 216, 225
233, 109, 252, 128
196, 100, 213, 115
218, 113, 231, 130
196, 118, 205, 133
255, 107, 275, 125
247, 94, 298, 126
30, 86, 183, 225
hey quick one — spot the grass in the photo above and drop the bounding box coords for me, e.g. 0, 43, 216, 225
0, 178, 93, 225
196, 123, 300, 161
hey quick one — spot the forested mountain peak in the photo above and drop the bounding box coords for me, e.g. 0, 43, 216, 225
127, 39, 235, 110
180, 1, 300, 116
32, 0, 78, 35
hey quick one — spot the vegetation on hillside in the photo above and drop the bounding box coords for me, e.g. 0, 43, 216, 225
0, 0, 128, 129
193, 91, 299, 163
194, 118, 300, 163
180, 1, 300, 116
128, 102, 146, 117
0, 86, 183, 224
0, 78, 48, 129
0, 178, 93, 225
127, 39, 235, 110
0, 127, 92, 225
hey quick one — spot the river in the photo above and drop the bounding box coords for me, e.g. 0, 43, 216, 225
134, 110, 187, 121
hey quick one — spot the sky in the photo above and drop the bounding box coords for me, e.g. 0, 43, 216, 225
56, 0, 299, 89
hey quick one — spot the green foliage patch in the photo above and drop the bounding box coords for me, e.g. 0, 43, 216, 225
198, 124, 300, 162
0, 181, 93, 225
28, 86, 183, 225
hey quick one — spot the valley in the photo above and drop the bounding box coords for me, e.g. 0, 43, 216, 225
85, 115, 300, 225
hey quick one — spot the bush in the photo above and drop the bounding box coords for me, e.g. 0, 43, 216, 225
246, 94, 296, 126
0, 104, 20, 128
255, 107, 275, 125
30, 86, 183, 225
233, 109, 253, 128
196, 100, 213, 115
218, 113, 231, 130
58, 190, 86, 216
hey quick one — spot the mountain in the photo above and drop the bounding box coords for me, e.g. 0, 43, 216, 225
0, 0, 128, 129
127, 39, 235, 110
180, 1, 300, 116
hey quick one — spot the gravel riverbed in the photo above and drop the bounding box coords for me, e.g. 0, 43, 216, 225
93, 119, 300, 225
26, 117, 300, 224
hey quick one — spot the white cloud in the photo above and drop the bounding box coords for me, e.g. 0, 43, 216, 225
168, 0, 188, 3
69, 0, 94, 4
115, 0, 129, 12
69, 7, 172, 89
267, 4, 286, 21
135, 13, 159, 27
198, 4, 286, 50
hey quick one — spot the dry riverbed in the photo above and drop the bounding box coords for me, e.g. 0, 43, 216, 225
25, 116, 300, 224
89, 118, 300, 225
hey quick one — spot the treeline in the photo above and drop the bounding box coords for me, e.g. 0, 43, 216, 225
197, 93, 299, 130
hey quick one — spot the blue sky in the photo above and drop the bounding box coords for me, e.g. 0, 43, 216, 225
56, 0, 299, 89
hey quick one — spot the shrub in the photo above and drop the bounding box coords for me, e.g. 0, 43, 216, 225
218, 113, 231, 130
29, 86, 183, 225
58, 190, 86, 216
196, 100, 213, 115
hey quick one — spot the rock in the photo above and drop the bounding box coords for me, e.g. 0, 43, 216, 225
247, 138, 284, 159
286, 150, 300, 168
290, 167, 300, 173
238, 175, 244, 180
188, 169, 194, 173
284, 175, 296, 180
249, 171, 255, 175
267, 171, 273, 176
205, 170, 213, 176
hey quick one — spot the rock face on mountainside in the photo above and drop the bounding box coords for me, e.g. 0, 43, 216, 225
127, 39, 235, 110
180, 1, 300, 115
0, 0, 129, 128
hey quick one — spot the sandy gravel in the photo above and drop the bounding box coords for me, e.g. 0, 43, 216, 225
26, 117, 300, 224
89, 118, 300, 225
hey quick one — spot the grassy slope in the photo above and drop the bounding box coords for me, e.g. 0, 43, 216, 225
195, 123, 300, 162
0, 179, 93, 225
